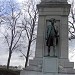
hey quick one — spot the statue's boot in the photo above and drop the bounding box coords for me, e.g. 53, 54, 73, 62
48, 47, 50, 56
48, 53, 50, 56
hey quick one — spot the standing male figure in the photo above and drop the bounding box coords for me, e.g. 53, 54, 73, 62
46, 18, 58, 56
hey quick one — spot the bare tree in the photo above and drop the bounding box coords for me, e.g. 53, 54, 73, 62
1, 0, 23, 69
68, 0, 75, 59
68, 0, 75, 39
0, 1, 5, 25
19, 0, 38, 68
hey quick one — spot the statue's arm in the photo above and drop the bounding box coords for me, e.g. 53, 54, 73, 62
45, 26, 49, 40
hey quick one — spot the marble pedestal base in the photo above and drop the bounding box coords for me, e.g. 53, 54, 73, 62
20, 57, 75, 75
43, 57, 58, 73
20, 70, 75, 75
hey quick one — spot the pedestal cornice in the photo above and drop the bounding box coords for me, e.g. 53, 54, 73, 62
37, 3, 71, 9
41, 0, 67, 3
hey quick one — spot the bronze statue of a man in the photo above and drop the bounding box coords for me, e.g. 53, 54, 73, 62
46, 18, 59, 56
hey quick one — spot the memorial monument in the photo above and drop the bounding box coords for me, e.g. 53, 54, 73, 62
20, 0, 75, 75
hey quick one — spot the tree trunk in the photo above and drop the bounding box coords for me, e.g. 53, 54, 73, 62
7, 51, 12, 69
25, 40, 31, 68
25, 19, 35, 68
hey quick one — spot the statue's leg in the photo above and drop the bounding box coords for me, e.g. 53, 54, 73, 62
53, 38, 56, 56
53, 45, 55, 56
48, 47, 50, 56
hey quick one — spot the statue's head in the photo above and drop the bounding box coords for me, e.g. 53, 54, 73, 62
49, 18, 56, 24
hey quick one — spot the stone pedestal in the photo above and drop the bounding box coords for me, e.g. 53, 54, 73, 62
43, 57, 58, 73
20, 71, 75, 75
20, 57, 75, 75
